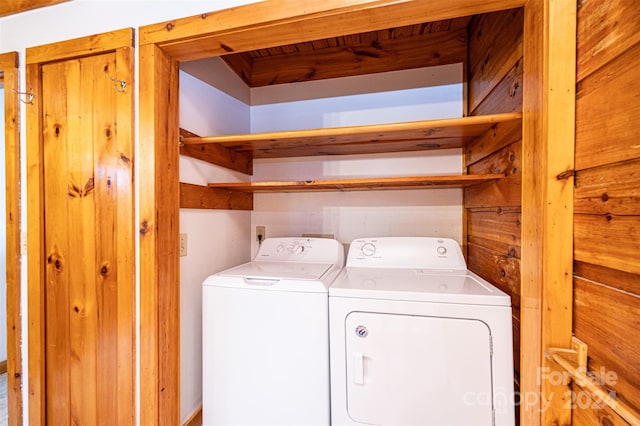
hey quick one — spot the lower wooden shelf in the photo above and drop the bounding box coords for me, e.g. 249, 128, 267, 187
206, 174, 504, 192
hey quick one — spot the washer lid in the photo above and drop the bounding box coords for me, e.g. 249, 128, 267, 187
329, 268, 511, 306
203, 260, 339, 292
218, 261, 335, 281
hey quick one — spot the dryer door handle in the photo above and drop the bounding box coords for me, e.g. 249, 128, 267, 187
352, 352, 364, 385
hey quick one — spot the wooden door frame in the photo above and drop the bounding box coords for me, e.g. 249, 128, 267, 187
25, 29, 135, 426
1, 51, 23, 426
138, 0, 575, 424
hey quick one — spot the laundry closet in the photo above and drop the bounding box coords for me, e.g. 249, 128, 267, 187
177, 7, 524, 424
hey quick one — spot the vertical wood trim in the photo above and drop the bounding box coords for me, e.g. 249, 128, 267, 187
521, 0, 576, 424
114, 43, 136, 426
138, 43, 159, 426
0, 51, 23, 426
26, 61, 46, 426
139, 43, 181, 426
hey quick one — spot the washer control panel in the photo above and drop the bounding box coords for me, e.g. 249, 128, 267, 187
347, 237, 466, 270
256, 237, 345, 264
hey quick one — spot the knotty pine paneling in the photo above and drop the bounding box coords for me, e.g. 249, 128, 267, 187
467, 242, 520, 313
466, 118, 522, 166
573, 277, 640, 410
468, 139, 521, 176
575, 1, 640, 416
246, 28, 467, 86
0, 0, 69, 17
471, 57, 523, 117
465, 137, 522, 210
468, 8, 523, 114
576, 0, 640, 83
575, 42, 640, 171
467, 207, 521, 258
465, 10, 523, 392
574, 157, 640, 216
574, 214, 640, 276
571, 383, 631, 426
574, 261, 638, 298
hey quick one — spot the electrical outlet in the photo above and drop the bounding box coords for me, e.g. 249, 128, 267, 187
256, 226, 266, 242
180, 233, 187, 257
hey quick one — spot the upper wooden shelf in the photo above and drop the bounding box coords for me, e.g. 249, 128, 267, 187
207, 174, 503, 193
181, 112, 522, 159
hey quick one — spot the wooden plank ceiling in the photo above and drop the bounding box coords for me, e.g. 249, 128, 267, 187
0, 0, 70, 17
219, 16, 471, 87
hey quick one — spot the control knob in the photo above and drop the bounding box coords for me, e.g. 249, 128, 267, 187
361, 242, 376, 256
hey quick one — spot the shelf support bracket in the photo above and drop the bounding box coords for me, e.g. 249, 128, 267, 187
545, 337, 640, 424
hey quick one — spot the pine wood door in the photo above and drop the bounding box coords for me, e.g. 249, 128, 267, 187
26, 30, 134, 426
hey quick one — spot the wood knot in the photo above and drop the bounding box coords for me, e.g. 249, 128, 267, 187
100, 264, 110, 277
165, 22, 174, 31
600, 417, 614, 426
47, 254, 63, 271
140, 220, 150, 235
601, 193, 609, 201
509, 81, 520, 97
606, 214, 613, 222
500, 269, 506, 277
73, 306, 80, 313
119, 152, 131, 165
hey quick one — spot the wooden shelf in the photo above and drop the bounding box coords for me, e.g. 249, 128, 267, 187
207, 174, 504, 193
182, 112, 522, 159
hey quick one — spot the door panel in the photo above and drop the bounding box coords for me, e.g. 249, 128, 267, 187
39, 48, 133, 425
345, 312, 493, 426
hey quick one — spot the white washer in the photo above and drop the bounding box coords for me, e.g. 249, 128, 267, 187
202, 237, 344, 426
329, 237, 515, 426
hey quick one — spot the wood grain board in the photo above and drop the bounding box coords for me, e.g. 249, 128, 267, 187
576, 0, 640, 82
574, 1, 640, 420
181, 113, 522, 159
0, 0, 69, 17
575, 41, 640, 171
573, 277, 640, 410
0, 51, 23, 426
207, 174, 503, 192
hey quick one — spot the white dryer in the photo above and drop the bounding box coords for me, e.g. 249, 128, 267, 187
329, 237, 514, 426
202, 237, 344, 426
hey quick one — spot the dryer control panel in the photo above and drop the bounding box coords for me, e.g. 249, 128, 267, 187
347, 237, 466, 270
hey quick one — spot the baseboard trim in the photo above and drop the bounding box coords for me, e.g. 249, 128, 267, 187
0, 360, 7, 374
183, 405, 202, 426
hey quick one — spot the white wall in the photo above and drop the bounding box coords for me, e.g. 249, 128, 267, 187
248, 64, 464, 254
178, 71, 252, 423
0, 1, 259, 424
